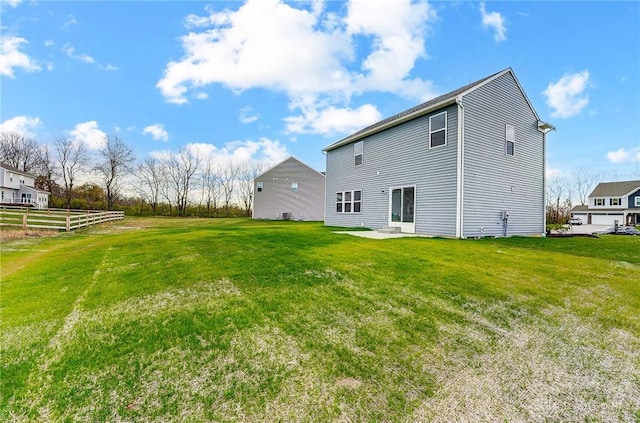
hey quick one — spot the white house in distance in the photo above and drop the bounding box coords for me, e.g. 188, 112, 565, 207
323, 68, 555, 238
252, 156, 325, 221
0, 162, 50, 209
571, 180, 640, 226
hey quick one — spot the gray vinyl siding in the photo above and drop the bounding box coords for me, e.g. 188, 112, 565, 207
253, 158, 325, 221
325, 104, 458, 236
461, 72, 545, 237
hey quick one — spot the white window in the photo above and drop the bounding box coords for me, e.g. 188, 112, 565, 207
256, 182, 263, 192
336, 190, 362, 213
635, 197, 640, 207
610, 198, 621, 206
9, 173, 13, 182
429, 112, 447, 148
354, 141, 363, 166
506, 124, 515, 156
595, 198, 604, 206
291, 182, 298, 193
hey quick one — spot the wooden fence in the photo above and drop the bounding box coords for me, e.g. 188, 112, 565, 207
0, 206, 125, 232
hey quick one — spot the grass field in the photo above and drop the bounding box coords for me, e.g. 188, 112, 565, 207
1, 218, 639, 422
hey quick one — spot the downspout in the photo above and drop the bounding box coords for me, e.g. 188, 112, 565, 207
455, 97, 465, 238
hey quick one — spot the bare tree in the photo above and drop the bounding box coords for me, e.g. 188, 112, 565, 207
219, 159, 239, 217
136, 157, 163, 215
163, 147, 201, 216
55, 138, 89, 208
95, 135, 136, 210
572, 168, 600, 206
200, 157, 221, 215
34, 144, 57, 196
547, 177, 572, 224
237, 160, 265, 217
0, 132, 41, 172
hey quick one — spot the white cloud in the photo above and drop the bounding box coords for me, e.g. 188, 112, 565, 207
70, 121, 107, 150
157, 0, 437, 135
239, 106, 259, 123
480, 2, 507, 43
0, 115, 42, 137
44, 40, 55, 47
284, 103, 382, 135
143, 124, 169, 142
543, 71, 590, 119
104, 64, 119, 71
0, 36, 41, 77
607, 147, 640, 164
61, 15, 77, 30
152, 138, 289, 167
63, 44, 96, 64
546, 167, 562, 179
345, 0, 437, 100
2, 0, 22, 8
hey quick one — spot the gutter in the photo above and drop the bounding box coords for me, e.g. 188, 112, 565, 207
455, 97, 465, 238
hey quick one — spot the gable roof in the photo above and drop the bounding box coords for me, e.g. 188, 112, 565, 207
589, 180, 640, 197
323, 67, 553, 152
254, 156, 325, 181
0, 162, 37, 178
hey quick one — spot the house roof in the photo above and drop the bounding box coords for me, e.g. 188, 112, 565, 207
254, 156, 325, 181
571, 205, 589, 212
0, 161, 37, 178
589, 180, 640, 197
323, 67, 554, 152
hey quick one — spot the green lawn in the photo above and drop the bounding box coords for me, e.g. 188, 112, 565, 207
1, 218, 639, 422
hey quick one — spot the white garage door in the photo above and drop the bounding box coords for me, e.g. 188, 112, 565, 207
592, 214, 623, 225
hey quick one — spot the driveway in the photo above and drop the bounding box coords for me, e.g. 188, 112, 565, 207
566, 224, 608, 235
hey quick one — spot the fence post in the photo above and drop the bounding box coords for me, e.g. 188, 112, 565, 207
22, 214, 27, 232
66, 215, 71, 232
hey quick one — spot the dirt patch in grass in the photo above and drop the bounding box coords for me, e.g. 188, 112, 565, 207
0, 228, 59, 241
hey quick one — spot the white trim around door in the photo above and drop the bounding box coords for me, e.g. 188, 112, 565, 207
389, 185, 416, 233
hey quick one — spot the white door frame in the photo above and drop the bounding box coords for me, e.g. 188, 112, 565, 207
388, 185, 416, 233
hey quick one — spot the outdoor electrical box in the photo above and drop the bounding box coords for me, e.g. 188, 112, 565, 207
501, 210, 510, 220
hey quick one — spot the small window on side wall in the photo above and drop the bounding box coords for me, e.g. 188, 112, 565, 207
291, 182, 298, 193
354, 141, 363, 166
506, 124, 515, 156
429, 112, 447, 148
256, 181, 263, 192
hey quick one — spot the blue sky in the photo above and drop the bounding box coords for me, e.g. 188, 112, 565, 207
1, 0, 639, 183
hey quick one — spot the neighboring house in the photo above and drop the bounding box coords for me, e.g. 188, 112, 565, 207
571, 180, 640, 226
323, 68, 555, 237
252, 156, 325, 221
0, 162, 50, 209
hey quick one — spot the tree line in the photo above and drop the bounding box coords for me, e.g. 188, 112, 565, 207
0, 132, 265, 217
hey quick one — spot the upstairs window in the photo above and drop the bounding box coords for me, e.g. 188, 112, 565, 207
635, 197, 640, 207
610, 198, 621, 206
594, 198, 604, 206
354, 141, 363, 166
429, 112, 447, 148
291, 182, 298, 193
506, 124, 515, 156
256, 181, 263, 192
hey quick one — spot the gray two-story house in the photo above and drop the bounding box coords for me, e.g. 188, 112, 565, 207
571, 180, 640, 226
253, 156, 325, 221
323, 68, 555, 238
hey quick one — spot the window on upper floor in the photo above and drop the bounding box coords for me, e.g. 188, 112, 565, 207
506, 124, 515, 156
291, 182, 298, 193
429, 112, 447, 148
354, 141, 363, 167
9, 173, 13, 182
594, 198, 604, 206
610, 198, 621, 206
256, 181, 263, 192
635, 197, 640, 207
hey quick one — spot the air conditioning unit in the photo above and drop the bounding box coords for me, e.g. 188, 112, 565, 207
282, 212, 291, 220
